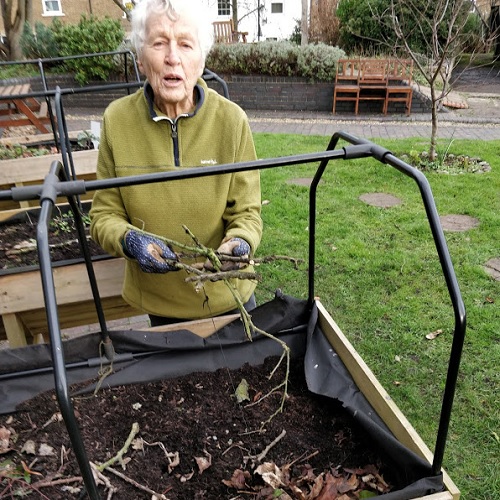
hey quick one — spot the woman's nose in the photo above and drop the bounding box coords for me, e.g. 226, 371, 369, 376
164, 44, 181, 65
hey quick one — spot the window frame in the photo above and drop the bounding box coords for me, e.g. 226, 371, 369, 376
271, 2, 284, 14
218, 0, 231, 17
41, 0, 63, 16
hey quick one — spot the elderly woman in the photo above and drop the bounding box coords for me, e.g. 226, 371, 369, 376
90, 0, 262, 325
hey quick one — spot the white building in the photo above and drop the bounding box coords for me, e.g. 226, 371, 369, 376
204, 0, 302, 42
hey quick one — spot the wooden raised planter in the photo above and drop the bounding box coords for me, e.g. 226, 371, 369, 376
315, 301, 459, 499
0, 257, 141, 348
0, 148, 98, 218
0, 148, 143, 348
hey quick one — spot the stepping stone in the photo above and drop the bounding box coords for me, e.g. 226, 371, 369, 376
440, 214, 479, 232
359, 192, 402, 208
485, 258, 500, 281
286, 178, 316, 187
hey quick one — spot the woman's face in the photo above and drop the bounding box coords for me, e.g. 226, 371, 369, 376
139, 12, 204, 118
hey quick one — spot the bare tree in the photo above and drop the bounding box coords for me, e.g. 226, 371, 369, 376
388, 0, 473, 158
0, 0, 32, 60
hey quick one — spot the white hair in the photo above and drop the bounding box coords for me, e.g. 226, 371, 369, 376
131, 0, 214, 61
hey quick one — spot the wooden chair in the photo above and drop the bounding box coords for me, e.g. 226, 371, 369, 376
385, 59, 414, 116
332, 59, 361, 114
358, 59, 389, 112
212, 19, 248, 44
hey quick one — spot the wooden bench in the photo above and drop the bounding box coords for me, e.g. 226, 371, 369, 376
0, 84, 52, 133
213, 19, 248, 43
333, 59, 413, 116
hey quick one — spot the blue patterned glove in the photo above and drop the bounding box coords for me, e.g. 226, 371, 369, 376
124, 230, 178, 273
217, 237, 251, 257
212, 237, 251, 271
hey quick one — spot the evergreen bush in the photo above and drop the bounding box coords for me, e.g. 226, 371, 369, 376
20, 22, 59, 60
51, 16, 125, 85
206, 41, 345, 81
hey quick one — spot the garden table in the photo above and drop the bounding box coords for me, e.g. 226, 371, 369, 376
0, 83, 51, 133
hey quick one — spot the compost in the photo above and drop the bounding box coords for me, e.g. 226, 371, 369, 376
2, 356, 394, 499
0, 207, 106, 271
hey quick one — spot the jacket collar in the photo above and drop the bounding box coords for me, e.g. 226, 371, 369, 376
143, 81, 205, 122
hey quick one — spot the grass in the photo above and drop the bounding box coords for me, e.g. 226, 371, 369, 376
252, 133, 500, 500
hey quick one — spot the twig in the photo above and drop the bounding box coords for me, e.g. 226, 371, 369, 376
244, 429, 287, 463
31, 476, 83, 489
90, 463, 117, 499
184, 270, 261, 284
103, 465, 168, 499
96, 422, 140, 472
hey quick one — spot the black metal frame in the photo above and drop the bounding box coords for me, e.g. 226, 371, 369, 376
0, 94, 465, 499
0, 50, 142, 148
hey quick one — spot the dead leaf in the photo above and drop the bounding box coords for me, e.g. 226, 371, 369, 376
195, 450, 212, 474
426, 329, 443, 340
0, 427, 12, 454
222, 468, 250, 489
131, 437, 144, 451
234, 378, 250, 403
38, 443, 55, 456
485, 296, 494, 304
20, 440, 36, 455
255, 462, 285, 489
308, 472, 325, 497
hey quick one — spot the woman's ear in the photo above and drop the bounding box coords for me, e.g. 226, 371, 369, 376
138, 59, 145, 75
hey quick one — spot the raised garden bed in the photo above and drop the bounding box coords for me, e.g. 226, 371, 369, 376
0, 295, 459, 499
0, 204, 139, 347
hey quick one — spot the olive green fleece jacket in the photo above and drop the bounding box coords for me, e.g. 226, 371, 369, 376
89, 79, 262, 319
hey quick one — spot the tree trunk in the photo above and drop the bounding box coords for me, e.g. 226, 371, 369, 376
232, 0, 238, 31
300, 0, 308, 45
429, 85, 438, 160
1, 0, 32, 61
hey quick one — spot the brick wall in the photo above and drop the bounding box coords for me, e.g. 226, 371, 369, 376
17, 73, 431, 114
207, 75, 431, 114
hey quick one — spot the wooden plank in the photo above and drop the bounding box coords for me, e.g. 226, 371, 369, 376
142, 314, 240, 338
0, 149, 98, 184
0, 258, 127, 314
1, 313, 29, 348
315, 300, 460, 500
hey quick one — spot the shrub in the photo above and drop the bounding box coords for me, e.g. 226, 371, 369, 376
297, 43, 345, 81
51, 16, 125, 85
206, 41, 346, 81
20, 22, 59, 60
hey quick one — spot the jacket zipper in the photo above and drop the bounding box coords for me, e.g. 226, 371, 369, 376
170, 120, 180, 167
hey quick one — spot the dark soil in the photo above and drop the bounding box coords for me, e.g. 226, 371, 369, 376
0, 207, 107, 271
1, 357, 396, 499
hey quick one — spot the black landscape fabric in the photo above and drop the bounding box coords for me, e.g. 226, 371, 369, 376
0, 292, 444, 498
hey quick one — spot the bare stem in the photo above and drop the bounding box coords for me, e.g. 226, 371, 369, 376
96, 422, 140, 472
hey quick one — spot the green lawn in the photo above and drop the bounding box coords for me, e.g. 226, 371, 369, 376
253, 133, 500, 500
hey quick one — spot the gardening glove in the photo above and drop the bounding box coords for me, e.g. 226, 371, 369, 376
205, 237, 251, 271
218, 237, 251, 258
124, 230, 178, 273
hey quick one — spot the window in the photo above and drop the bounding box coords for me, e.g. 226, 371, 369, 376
271, 3, 283, 14
218, 0, 230, 16
42, 0, 63, 16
